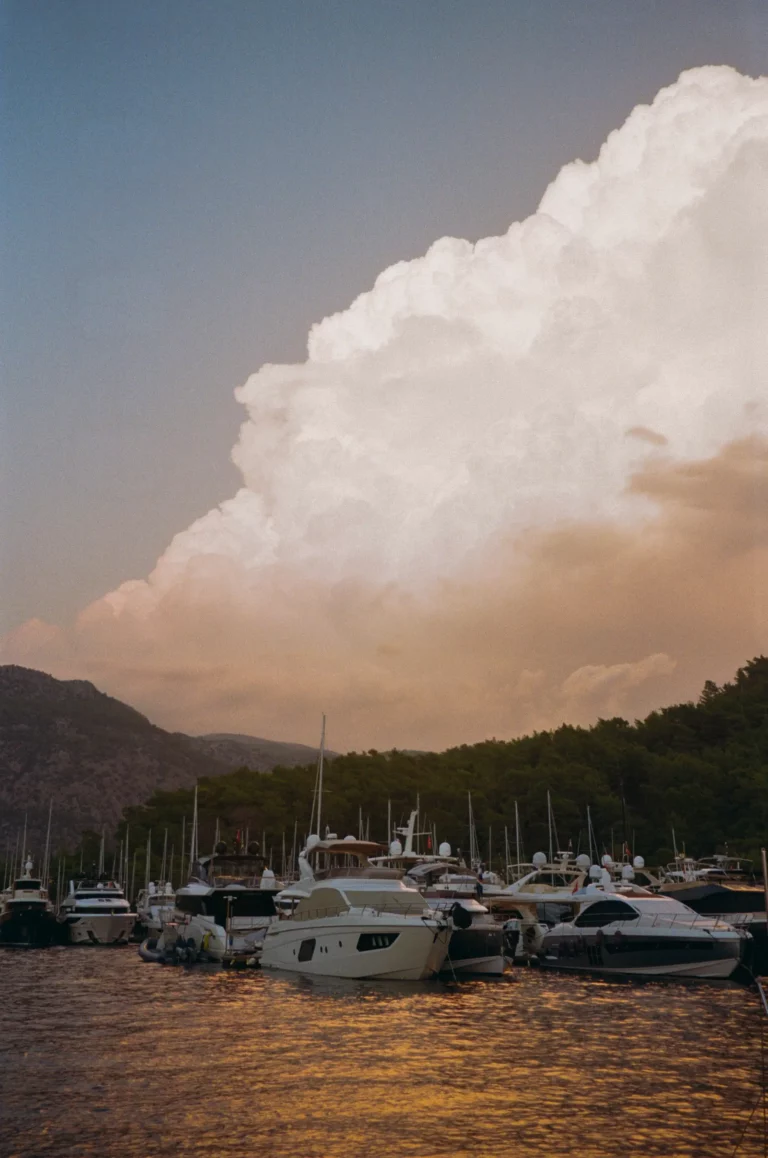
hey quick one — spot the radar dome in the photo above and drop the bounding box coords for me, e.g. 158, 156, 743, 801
344, 835, 356, 842
589, 864, 602, 880
438, 842, 452, 858
601, 854, 613, 867
532, 851, 547, 868
633, 855, 645, 870
575, 853, 591, 870
306, 834, 320, 850
389, 839, 403, 856
621, 864, 635, 880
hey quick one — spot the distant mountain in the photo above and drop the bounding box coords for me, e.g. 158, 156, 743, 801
191, 732, 331, 771
0, 665, 326, 851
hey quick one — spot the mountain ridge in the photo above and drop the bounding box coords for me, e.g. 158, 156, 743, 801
0, 665, 328, 848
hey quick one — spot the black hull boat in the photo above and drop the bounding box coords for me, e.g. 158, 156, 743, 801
538, 893, 748, 980
539, 927, 744, 979
661, 881, 768, 974
0, 905, 60, 947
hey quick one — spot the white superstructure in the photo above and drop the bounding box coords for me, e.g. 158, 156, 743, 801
58, 877, 136, 945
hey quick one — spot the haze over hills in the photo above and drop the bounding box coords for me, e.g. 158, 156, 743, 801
0, 666, 328, 849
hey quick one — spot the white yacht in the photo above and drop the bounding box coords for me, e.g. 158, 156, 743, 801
135, 881, 176, 935
169, 843, 280, 964
539, 886, 749, 979
367, 812, 505, 976
58, 876, 136, 945
262, 835, 452, 979
0, 859, 58, 947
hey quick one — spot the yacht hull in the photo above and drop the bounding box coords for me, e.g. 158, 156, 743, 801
261, 917, 450, 980
0, 908, 59, 947
62, 914, 135, 945
443, 925, 506, 976
539, 929, 744, 979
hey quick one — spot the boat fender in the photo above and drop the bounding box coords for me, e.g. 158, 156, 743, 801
451, 902, 472, 930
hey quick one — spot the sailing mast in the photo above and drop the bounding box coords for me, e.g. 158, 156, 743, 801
144, 829, 152, 891
188, 785, 199, 876
547, 790, 554, 865
316, 714, 326, 839
42, 799, 53, 885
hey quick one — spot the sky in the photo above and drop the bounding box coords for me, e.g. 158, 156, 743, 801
2, 2, 767, 748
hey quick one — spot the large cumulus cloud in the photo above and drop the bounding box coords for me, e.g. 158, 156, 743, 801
4, 66, 767, 749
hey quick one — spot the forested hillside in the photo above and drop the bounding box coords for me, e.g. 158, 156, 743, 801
113, 657, 768, 874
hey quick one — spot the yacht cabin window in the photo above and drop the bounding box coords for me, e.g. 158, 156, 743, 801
574, 900, 639, 928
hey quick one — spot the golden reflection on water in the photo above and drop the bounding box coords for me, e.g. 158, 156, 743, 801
0, 948, 764, 1158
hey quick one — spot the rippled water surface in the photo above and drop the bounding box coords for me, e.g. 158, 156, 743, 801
1, 949, 766, 1157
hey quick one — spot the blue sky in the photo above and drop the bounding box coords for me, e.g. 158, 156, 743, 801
2, 0, 766, 633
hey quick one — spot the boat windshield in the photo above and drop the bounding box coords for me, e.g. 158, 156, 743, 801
13, 880, 42, 891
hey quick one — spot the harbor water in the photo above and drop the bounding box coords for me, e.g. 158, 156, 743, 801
0, 948, 765, 1158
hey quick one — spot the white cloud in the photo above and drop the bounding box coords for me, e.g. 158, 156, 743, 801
3, 66, 767, 748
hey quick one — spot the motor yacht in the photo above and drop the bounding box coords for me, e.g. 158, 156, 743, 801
538, 885, 749, 979
485, 851, 592, 960
58, 876, 136, 945
135, 880, 176, 936
660, 862, 768, 973
262, 834, 452, 979
0, 859, 58, 946
368, 813, 506, 975
170, 842, 280, 964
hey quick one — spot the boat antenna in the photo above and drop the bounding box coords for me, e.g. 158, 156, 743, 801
672, 826, 679, 860
123, 824, 129, 885
160, 829, 168, 882
98, 825, 105, 877
387, 799, 392, 846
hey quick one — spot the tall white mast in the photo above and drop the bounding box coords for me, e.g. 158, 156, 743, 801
547, 790, 553, 864
515, 801, 522, 867
188, 785, 198, 875
144, 829, 152, 890
19, 814, 27, 876
316, 714, 326, 840
42, 799, 53, 884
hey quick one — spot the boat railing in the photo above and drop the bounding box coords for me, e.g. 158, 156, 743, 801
286, 902, 435, 922
585, 911, 748, 933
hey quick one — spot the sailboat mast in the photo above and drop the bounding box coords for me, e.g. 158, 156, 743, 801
317, 714, 326, 840
547, 790, 553, 864
188, 785, 198, 875
515, 801, 521, 867
144, 829, 152, 890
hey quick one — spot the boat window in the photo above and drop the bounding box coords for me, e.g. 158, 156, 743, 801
72, 906, 127, 915
13, 880, 42, 891
298, 938, 316, 962
357, 933, 399, 952
574, 900, 639, 927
